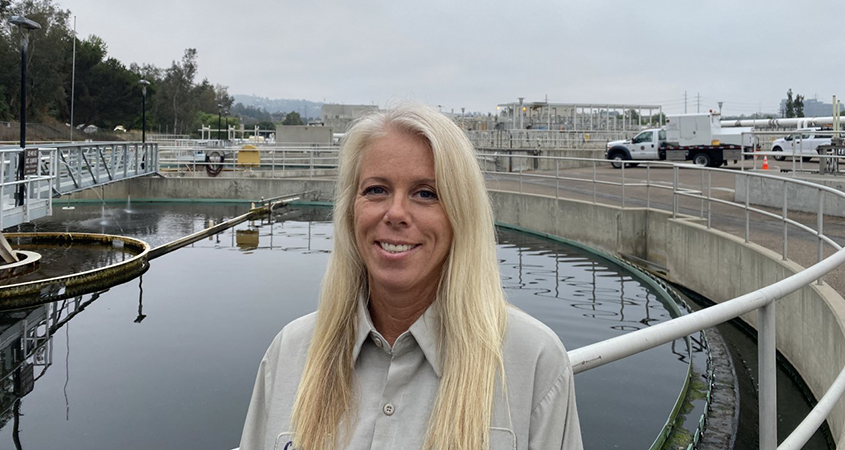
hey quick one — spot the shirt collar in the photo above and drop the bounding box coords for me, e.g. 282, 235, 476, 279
352, 295, 443, 377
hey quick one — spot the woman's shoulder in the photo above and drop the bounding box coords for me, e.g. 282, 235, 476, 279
265, 312, 319, 357
503, 306, 571, 377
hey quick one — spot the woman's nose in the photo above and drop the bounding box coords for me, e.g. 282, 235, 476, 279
383, 195, 410, 226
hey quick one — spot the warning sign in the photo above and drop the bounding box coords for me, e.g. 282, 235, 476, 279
24, 148, 38, 175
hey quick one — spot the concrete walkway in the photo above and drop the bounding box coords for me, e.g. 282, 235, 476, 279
484, 163, 845, 298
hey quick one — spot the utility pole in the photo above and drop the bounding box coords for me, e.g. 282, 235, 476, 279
684, 91, 687, 114
697, 92, 700, 113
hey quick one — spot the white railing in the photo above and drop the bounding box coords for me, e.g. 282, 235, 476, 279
480, 154, 845, 449
52, 142, 159, 195
157, 145, 339, 178
0, 143, 159, 229
466, 129, 629, 150
0, 147, 55, 229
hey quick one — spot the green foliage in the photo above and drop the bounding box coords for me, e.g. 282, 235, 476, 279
784, 89, 805, 118
0, 85, 9, 120
786, 89, 794, 118
650, 112, 666, 125
232, 102, 272, 125
0, 0, 238, 139
281, 111, 303, 125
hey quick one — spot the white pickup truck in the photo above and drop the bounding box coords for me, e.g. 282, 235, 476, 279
771, 128, 832, 161
605, 113, 754, 168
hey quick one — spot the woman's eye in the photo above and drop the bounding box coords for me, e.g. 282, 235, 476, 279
417, 189, 438, 200
362, 186, 386, 195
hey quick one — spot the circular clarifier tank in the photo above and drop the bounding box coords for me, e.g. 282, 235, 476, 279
0, 232, 150, 307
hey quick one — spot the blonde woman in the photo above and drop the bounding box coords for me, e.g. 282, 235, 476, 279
240, 104, 582, 450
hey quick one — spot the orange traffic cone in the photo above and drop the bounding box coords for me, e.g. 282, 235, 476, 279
762, 155, 769, 170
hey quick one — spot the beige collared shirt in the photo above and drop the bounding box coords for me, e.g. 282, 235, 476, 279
240, 301, 582, 450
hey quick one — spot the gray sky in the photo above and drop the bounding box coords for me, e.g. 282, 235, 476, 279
58, 0, 840, 115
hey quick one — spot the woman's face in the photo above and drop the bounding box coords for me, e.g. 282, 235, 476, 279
353, 130, 453, 299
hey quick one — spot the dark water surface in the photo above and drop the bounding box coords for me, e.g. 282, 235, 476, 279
1, 203, 690, 449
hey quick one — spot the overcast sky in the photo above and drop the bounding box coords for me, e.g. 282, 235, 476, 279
56, 0, 840, 115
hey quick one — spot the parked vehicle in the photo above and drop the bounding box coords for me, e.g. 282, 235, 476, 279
771, 128, 831, 161
605, 113, 754, 168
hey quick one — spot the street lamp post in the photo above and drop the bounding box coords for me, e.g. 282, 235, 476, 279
139, 79, 150, 144
217, 103, 223, 142
9, 15, 41, 207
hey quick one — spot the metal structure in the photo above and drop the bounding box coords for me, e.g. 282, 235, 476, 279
495, 101, 663, 131
0, 142, 159, 229
466, 129, 626, 151
478, 153, 845, 449
157, 145, 338, 178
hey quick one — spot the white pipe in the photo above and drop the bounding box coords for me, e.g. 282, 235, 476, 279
721, 116, 843, 128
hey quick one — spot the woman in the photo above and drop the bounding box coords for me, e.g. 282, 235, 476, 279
240, 104, 582, 450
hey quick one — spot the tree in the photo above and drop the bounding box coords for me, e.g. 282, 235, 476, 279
785, 89, 795, 118
795, 94, 804, 118
0, 0, 73, 122
282, 111, 303, 125
156, 48, 198, 134
649, 112, 666, 125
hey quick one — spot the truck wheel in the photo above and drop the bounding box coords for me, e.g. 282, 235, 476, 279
802, 157, 813, 163
772, 146, 785, 161
610, 154, 626, 169
692, 153, 711, 167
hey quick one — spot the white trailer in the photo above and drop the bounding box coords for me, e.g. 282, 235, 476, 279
606, 113, 754, 168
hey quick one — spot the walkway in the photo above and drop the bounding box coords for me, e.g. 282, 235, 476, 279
484, 161, 845, 298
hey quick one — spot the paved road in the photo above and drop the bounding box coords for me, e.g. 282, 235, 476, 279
484, 160, 845, 296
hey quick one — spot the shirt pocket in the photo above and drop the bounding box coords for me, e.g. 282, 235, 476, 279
489, 427, 517, 450
274, 432, 296, 450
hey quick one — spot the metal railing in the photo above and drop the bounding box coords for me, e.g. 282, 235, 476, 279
0, 142, 159, 229
0, 147, 55, 229
466, 129, 629, 150
48, 142, 159, 196
157, 145, 339, 178
479, 153, 845, 449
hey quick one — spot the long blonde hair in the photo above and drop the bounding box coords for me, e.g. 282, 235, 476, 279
291, 104, 508, 450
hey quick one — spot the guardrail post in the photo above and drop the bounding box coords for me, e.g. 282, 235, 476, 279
672, 165, 678, 218
555, 158, 559, 200
707, 171, 712, 229
700, 170, 705, 219
782, 181, 788, 260
592, 160, 597, 204
745, 174, 751, 243
1, 154, 6, 228
621, 163, 625, 209
758, 299, 777, 450
818, 190, 824, 286
646, 164, 651, 209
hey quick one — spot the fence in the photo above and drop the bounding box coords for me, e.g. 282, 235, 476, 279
157, 145, 339, 178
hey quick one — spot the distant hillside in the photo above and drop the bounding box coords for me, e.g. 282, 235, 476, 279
233, 95, 323, 120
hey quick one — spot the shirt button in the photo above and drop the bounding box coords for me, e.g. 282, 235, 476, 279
374, 338, 382, 348
383, 403, 395, 416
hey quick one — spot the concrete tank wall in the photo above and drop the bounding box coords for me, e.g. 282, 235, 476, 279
71, 176, 845, 444
736, 173, 845, 217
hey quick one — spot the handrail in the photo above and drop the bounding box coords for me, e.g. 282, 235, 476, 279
477, 153, 845, 449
